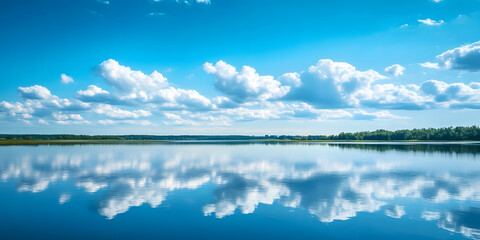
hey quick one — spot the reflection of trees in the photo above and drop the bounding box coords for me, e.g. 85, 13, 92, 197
329, 143, 480, 155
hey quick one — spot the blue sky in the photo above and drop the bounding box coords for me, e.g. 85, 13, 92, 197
0, 0, 480, 135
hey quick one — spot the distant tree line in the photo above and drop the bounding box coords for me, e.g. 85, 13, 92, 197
325, 126, 480, 141
1, 126, 480, 141
265, 126, 480, 141
0, 134, 264, 141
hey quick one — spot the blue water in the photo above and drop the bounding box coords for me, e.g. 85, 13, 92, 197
0, 143, 479, 240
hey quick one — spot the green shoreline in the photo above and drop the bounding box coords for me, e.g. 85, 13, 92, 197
2, 126, 480, 145
1, 139, 479, 146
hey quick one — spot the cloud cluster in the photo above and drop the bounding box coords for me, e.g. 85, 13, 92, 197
421, 41, 480, 72
0, 59, 406, 127
203, 58, 479, 112
206, 59, 479, 112
82, 59, 213, 111
0, 85, 91, 125
1, 42, 480, 127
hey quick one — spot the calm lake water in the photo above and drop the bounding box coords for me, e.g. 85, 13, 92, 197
1, 142, 479, 240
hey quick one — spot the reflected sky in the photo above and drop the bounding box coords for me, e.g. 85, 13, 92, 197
1, 143, 479, 239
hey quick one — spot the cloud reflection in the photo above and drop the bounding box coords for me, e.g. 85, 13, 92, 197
0, 144, 479, 238
422, 208, 480, 240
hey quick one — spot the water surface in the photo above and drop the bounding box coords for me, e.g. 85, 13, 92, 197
1, 143, 479, 239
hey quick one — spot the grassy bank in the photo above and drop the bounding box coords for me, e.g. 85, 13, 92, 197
0, 139, 171, 146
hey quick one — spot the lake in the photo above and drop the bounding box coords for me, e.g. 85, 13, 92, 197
1, 142, 479, 239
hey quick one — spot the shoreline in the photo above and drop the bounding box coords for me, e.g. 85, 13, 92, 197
1, 139, 480, 146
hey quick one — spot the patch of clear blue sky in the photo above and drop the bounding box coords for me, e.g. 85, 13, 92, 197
0, 0, 479, 134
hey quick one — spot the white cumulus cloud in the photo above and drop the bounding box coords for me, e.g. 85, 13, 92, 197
18, 85, 52, 100
204, 60, 290, 103
96, 59, 169, 92
60, 74, 74, 84
434, 41, 480, 71
385, 64, 405, 77
285, 59, 386, 108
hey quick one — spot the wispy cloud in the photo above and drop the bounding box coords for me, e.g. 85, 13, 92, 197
418, 18, 444, 26
97, 0, 109, 4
